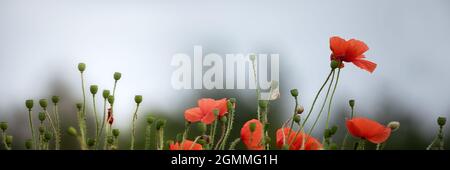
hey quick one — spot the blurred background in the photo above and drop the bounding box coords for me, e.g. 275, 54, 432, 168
0, 0, 449, 150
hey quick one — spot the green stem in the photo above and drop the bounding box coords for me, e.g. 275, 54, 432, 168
214, 122, 227, 150
308, 70, 335, 136
145, 124, 152, 150
341, 105, 354, 150
229, 138, 241, 150
210, 120, 218, 149
220, 105, 235, 150
92, 94, 99, 149
130, 104, 140, 150
27, 109, 36, 149
53, 104, 61, 150
100, 99, 107, 149
325, 68, 341, 130
44, 109, 57, 149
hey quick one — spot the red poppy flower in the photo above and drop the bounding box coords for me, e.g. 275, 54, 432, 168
184, 98, 228, 125
107, 108, 114, 125
346, 117, 391, 144
169, 140, 203, 150
276, 128, 322, 150
240, 119, 264, 150
330, 36, 377, 73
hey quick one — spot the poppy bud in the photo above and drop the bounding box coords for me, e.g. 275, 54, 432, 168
39, 126, 45, 134
201, 135, 210, 144
39, 99, 48, 109
38, 112, 46, 122
134, 95, 143, 104
220, 116, 228, 123
90, 85, 98, 95
175, 133, 183, 142
107, 136, 114, 144
249, 122, 257, 133
112, 129, 120, 137
0, 122, 7, 131
258, 100, 268, 109
330, 125, 338, 135
293, 114, 301, 124
197, 122, 207, 133
323, 129, 332, 138
76, 103, 82, 111
25, 99, 34, 110
296, 106, 304, 114
87, 138, 96, 147
5, 135, 12, 145
107, 95, 114, 105
156, 119, 166, 130
227, 101, 233, 110
44, 132, 52, 141
78, 63, 86, 72
229, 98, 236, 104
146, 115, 155, 125
349, 99, 355, 108
102, 90, 110, 99
330, 60, 339, 69
213, 109, 219, 117
437, 117, 446, 127
25, 139, 33, 149
113, 72, 122, 81
51, 96, 60, 104
290, 89, 298, 97
387, 121, 400, 132
249, 54, 256, 61
67, 126, 78, 136
197, 139, 207, 145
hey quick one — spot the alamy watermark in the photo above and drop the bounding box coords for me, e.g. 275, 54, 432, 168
171, 46, 280, 100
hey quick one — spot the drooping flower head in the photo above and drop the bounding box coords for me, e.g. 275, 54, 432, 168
184, 98, 228, 125
346, 117, 391, 144
240, 119, 264, 150
169, 140, 203, 150
330, 36, 377, 73
276, 128, 322, 150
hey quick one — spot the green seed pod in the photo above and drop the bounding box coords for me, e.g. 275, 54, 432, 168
44, 131, 52, 141
39, 126, 45, 134
197, 139, 207, 145
51, 96, 60, 104
196, 122, 207, 133
175, 133, 183, 142
25, 99, 34, 110
146, 115, 155, 125
349, 99, 355, 108
213, 109, 219, 117
134, 95, 143, 104
39, 99, 48, 109
329, 143, 338, 150
5, 135, 13, 145
220, 116, 228, 124
293, 114, 301, 124
438, 117, 447, 126
107, 136, 114, 144
330, 60, 339, 69
290, 89, 299, 97
330, 125, 338, 135
76, 103, 82, 111
25, 139, 33, 149
107, 95, 115, 105
90, 85, 98, 95
323, 129, 332, 138
87, 138, 96, 147
102, 90, 110, 99
249, 122, 257, 133
113, 72, 122, 81
229, 98, 236, 104
156, 119, 166, 130
0, 122, 7, 131
67, 126, 78, 136
249, 54, 256, 61
78, 63, 86, 72
38, 112, 46, 122
112, 129, 120, 137
258, 100, 268, 109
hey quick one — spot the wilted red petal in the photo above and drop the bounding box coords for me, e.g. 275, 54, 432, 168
352, 58, 377, 73
241, 119, 264, 150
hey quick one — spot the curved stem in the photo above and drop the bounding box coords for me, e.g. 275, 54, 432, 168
53, 104, 61, 150
308, 70, 335, 136
325, 68, 341, 130
27, 109, 36, 149
130, 104, 140, 150
92, 95, 99, 149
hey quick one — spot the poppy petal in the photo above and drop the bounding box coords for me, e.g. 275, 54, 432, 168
330, 36, 348, 57
367, 127, 391, 144
201, 110, 216, 125
346, 39, 369, 60
241, 119, 264, 150
184, 107, 203, 123
215, 98, 228, 117
352, 58, 377, 73
198, 98, 217, 114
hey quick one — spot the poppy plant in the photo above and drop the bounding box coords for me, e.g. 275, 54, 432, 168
346, 117, 391, 144
240, 119, 264, 150
276, 128, 322, 150
330, 36, 377, 73
169, 140, 203, 150
184, 98, 228, 125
